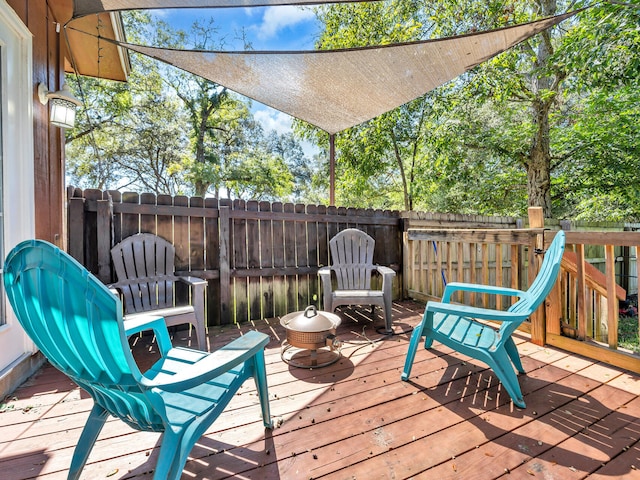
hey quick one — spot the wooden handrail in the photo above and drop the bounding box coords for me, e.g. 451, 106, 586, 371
561, 251, 626, 301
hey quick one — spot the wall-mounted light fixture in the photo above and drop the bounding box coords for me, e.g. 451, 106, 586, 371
38, 83, 82, 129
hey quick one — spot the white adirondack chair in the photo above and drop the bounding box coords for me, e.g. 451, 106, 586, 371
109, 234, 208, 350
319, 229, 395, 333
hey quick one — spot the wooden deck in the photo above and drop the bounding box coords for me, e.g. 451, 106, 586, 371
2, 300, 640, 480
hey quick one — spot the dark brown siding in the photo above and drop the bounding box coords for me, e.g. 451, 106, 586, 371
8, 0, 68, 247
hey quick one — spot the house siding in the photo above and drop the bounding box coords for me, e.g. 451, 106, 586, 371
8, 0, 66, 248
0, 0, 67, 398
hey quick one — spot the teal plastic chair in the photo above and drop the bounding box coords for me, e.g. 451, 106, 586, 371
3, 240, 272, 480
402, 231, 565, 408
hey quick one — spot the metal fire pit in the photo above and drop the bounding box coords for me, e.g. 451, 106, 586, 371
280, 305, 342, 368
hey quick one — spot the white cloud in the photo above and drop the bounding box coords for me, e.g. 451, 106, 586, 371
256, 6, 315, 40
254, 107, 319, 158
254, 108, 293, 135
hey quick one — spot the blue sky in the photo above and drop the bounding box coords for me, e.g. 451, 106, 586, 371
153, 6, 320, 51
151, 7, 321, 142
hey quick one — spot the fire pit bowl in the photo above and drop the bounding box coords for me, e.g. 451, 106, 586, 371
280, 305, 342, 368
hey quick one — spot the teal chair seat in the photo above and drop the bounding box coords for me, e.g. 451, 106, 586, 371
402, 231, 565, 408
3, 240, 272, 480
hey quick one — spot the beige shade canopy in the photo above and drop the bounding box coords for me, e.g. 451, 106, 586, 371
73, 0, 378, 17
69, 11, 577, 134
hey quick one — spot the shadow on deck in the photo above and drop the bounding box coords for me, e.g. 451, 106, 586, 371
2, 300, 640, 479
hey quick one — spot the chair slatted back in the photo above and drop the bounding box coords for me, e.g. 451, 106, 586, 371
507, 231, 565, 317
111, 234, 175, 314
4, 240, 164, 431
330, 229, 376, 290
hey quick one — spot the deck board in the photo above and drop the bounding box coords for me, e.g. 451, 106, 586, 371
2, 300, 640, 479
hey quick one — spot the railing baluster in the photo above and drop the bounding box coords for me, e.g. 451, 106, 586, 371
605, 244, 618, 348
576, 243, 588, 341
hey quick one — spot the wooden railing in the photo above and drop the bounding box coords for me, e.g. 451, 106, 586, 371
404, 227, 544, 333
404, 224, 640, 374
556, 251, 626, 343
547, 231, 640, 373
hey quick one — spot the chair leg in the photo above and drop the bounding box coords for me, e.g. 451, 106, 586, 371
68, 403, 110, 480
153, 428, 189, 480
401, 322, 426, 381
504, 336, 525, 374
194, 319, 207, 351
253, 349, 273, 429
402, 309, 436, 381
486, 351, 526, 408
383, 300, 393, 334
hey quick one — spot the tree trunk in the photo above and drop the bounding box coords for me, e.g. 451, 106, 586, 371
526, 0, 557, 218
527, 99, 552, 217
391, 130, 411, 211
193, 115, 209, 197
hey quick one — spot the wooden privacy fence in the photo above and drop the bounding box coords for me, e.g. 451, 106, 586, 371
67, 188, 403, 326
67, 189, 640, 373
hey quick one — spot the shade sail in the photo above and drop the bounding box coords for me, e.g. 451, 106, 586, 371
73, 0, 377, 18
76, 11, 576, 133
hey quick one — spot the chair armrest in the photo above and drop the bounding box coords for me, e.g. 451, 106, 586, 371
318, 267, 332, 286
442, 282, 525, 303
140, 330, 269, 391
124, 314, 166, 336
318, 267, 333, 311
374, 265, 395, 277
123, 314, 173, 355
374, 265, 395, 298
426, 301, 530, 323
318, 266, 331, 278
176, 276, 208, 287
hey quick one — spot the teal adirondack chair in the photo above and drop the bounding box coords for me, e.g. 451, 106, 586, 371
402, 231, 565, 408
3, 240, 272, 480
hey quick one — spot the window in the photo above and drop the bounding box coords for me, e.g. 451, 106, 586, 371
0, 50, 4, 326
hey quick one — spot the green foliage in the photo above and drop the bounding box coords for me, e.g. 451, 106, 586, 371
226, 152, 294, 200
66, 55, 190, 193
69, 1, 640, 221
66, 13, 315, 201
560, 2, 640, 92
300, 0, 640, 221
552, 86, 640, 220
619, 314, 640, 353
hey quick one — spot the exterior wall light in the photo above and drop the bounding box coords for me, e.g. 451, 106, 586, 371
37, 83, 82, 129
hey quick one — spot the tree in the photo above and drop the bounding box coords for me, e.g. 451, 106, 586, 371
310, 0, 640, 219
66, 51, 189, 194
67, 13, 304, 201
298, 0, 431, 210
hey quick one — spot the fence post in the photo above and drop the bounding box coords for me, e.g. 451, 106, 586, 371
219, 205, 231, 324
546, 225, 567, 337
67, 193, 85, 263
529, 207, 545, 345
96, 194, 113, 283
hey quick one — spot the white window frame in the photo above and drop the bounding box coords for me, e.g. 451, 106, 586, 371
0, 0, 36, 359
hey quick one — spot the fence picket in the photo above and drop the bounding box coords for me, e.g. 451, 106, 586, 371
271, 201, 286, 317
247, 200, 261, 321
204, 197, 220, 326
233, 199, 249, 323
259, 201, 275, 319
